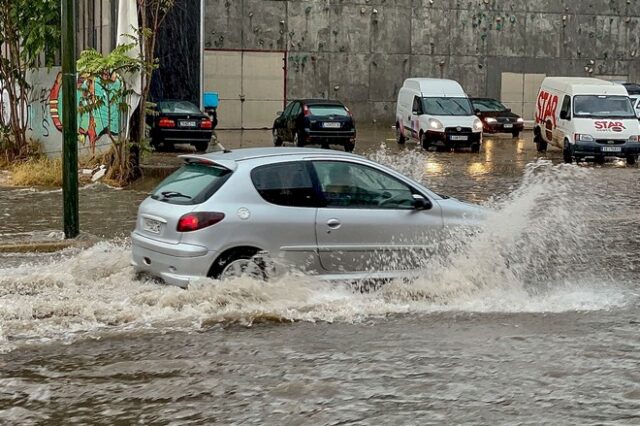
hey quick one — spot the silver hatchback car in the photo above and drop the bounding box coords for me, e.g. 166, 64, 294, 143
131, 148, 483, 287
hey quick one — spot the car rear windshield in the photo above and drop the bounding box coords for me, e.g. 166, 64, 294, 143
422, 97, 473, 116
150, 163, 231, 205
573, 95, 635, 119
472, 99, 508, 112
307, 105, 349, 117
158, 101, 202, 115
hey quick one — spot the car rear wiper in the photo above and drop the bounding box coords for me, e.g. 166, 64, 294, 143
160, 191, 192, 199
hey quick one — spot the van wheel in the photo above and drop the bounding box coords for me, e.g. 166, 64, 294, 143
563, 141, 573, 163
420, 132, 430, 150
534, 133, 548, 152
512, 131, 520, 138
396, 124, 406, 145
470, 143, 480, 153
294, 132, 304, 147
626, 155, 637, 166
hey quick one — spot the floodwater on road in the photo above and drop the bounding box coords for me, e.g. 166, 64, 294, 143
1, 128, 639, 424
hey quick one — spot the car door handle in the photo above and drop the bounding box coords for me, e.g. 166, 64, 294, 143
327, 218, 341, 229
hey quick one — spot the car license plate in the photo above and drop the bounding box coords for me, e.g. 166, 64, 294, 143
180, 120, 197, 128
322, 122, 341, 128
450, 135, 468, 141
143, 218, 162, 234
602, 146, 621, 153
503, 124, 513, 129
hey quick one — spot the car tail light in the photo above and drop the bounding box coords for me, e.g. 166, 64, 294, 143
345, 106, 353, 117
177, 212, 225, 232
303, 104, 310, 116
200, 118, 213, 129
159, 117, 176, 128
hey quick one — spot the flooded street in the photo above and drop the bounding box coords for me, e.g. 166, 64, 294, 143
1, 129, 640, 424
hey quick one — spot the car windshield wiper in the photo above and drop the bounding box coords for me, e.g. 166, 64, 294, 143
160, 191, 192, 199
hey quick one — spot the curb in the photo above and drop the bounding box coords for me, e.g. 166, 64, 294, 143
0, 236, 100, 254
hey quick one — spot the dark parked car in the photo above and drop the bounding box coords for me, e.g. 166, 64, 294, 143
471, 98, 524, 138
148, 100, 215, 152
273, 99, 356, 152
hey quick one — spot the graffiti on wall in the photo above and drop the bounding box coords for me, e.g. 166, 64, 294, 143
1, 67, 120, 156
49, 72, 122, 151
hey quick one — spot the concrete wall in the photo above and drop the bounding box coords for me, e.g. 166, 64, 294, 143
204, 0, 640, 123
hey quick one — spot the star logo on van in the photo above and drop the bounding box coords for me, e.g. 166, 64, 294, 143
456, 127, 462, 132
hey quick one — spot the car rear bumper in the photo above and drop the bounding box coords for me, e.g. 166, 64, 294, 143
426, 130, 482, 147
573, 141, 640, 157
303, 129, 356, 144
483, 123, 524, 133
131, 231, 217, 288
153, 129, 213, 143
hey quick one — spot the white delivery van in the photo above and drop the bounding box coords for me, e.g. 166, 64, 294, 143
395, 78, 483, 152
534, 77, 640, 164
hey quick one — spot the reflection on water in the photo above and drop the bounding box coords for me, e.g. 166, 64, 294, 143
1, 130, 640, 424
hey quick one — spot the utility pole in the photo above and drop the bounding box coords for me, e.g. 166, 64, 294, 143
61, 0, 79, 238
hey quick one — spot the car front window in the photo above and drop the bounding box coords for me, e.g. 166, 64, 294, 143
573, 95, 635, 118
422, 97, 474, 116
472, 99, 508, 112
313, 161, 415, 209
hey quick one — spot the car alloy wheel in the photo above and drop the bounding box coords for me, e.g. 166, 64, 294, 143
220, 258, 265, 281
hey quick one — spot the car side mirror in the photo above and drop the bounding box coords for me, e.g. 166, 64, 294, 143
276, 111, 283, 117
412, 110, 421, 116
506, 108, 512, 113
474, 109, 481, 115
560, 110, 570, 120
412, 194, 431, 210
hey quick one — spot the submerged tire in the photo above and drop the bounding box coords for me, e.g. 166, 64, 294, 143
193, 140, 208, 153
396, 124, 406, 145
535, 133, 548, 152
420, 132, 430, 150
626, 155, 637, 166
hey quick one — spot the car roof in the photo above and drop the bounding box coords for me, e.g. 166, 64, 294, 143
470, 97, 501, 102
294, 99, 346, 105
181, 147, 362, 164
403, 78, 466, 97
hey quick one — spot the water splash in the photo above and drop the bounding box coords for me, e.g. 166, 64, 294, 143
0, 159, 633, 352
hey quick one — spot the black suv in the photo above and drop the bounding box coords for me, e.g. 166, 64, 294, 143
273, 99, 356, 152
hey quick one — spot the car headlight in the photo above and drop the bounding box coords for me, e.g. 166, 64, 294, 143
575, 134, 594, 142
517, 117, 524, 123
428, 118, 444, 131
484, 117, 497, 124
473, 118, 483, 132
628, 135, 639, 142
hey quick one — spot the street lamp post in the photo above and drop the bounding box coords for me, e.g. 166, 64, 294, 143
61, 0, 79, 238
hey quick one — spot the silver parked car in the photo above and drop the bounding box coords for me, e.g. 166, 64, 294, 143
131, 148, 483, 287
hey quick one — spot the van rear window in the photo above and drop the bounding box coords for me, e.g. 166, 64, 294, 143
151, 163, 231, 205
308, 105, 349, 117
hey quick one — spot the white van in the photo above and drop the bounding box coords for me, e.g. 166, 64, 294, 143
534, 77, 640, 164
395, 78, 483, 152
